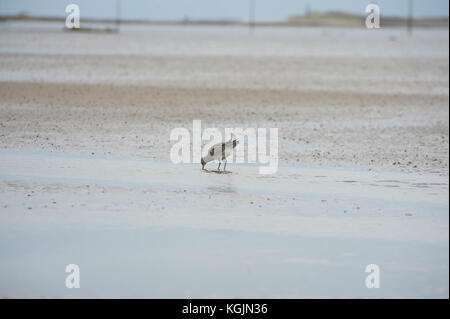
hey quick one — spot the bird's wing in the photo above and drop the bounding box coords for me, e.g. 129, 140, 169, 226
208, 142, 224, 159
207, 138, 239, 160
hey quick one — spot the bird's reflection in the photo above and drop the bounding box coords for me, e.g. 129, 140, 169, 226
206, 185, 237, 194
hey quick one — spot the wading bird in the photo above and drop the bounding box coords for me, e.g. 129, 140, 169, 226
201, 134, 239, 172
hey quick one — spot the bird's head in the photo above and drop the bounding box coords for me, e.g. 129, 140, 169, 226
201, 158, 206, 170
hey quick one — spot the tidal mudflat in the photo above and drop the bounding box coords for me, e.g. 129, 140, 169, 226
0, 23, 448, 298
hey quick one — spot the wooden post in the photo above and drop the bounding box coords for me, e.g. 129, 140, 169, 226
407, 0, 413, 36
116, 0, 121, 31
249, 0, 255, 33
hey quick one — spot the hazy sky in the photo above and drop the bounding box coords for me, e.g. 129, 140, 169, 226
0, 0, 448, 21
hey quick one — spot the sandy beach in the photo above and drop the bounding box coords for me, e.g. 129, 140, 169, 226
0, 23, 448, 298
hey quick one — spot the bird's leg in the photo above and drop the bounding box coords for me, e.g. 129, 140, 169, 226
217, 162, 221, 171
223, 160, 227, 171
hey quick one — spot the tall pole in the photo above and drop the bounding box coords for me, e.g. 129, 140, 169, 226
249, 0, 255, 33
407, 0, 413, 36
305, 2, 311, 18
116, 0, 121, 31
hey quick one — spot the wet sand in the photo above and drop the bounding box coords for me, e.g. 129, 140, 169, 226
0, 24, 448, 298
0, 28, 448, 174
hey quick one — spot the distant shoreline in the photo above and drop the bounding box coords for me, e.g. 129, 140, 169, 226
1, 12, 448, 28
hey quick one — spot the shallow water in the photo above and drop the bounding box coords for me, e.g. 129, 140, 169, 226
0, 223, 448, 298
0, 149, 447, 235
0, 149, 448, 297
